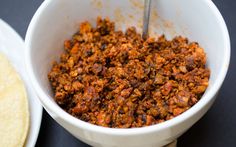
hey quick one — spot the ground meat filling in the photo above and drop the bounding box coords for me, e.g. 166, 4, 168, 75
48, 17, 210, 128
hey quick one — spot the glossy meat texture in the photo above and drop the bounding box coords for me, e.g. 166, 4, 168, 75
48, 17, 210, 128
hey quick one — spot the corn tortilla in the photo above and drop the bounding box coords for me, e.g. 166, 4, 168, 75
0, 53, 29, 147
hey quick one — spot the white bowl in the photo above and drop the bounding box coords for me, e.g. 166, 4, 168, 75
25, 0, 230, 146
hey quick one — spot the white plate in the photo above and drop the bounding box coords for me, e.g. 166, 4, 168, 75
0, 19, 42, 147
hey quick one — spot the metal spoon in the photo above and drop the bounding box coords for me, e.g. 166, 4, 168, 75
142, 0, 152, 39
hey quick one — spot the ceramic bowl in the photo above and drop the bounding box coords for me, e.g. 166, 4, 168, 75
25, 0, 230, 146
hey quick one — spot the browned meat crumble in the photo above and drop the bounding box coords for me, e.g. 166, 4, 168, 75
48, 17, 210, 128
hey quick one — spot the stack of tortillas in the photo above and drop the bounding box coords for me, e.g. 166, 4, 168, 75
0, 53, 29, 147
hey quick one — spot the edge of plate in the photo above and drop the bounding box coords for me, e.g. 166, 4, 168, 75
0, 18, 43, 147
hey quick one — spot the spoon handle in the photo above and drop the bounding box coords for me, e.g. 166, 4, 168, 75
142, 0, 152, 39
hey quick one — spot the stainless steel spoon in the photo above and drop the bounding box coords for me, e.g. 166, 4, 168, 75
142, 0, 152, 39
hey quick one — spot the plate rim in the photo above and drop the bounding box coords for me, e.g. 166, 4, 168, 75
0, 18, 43, 147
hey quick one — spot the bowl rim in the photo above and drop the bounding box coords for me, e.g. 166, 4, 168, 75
25, 0, 230, 136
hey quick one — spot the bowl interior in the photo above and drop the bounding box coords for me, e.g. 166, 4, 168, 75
27, 0, 229, 115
